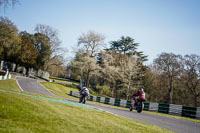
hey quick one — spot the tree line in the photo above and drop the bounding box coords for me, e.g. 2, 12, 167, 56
0, 16, 65, 76
68, 31, 200, 107
1, 16, 199, 107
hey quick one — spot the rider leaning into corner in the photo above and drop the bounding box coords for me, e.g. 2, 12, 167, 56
79, 87, 90, 104
132, 88, 146, 106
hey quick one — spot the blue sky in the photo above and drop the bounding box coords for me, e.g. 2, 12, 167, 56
1, 0, 200, 64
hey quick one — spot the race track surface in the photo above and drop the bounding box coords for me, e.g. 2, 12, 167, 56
16, 76, 200, 133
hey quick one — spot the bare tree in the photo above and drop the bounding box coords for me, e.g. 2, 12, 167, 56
100, 50, 139, 98
78, 31, 105, 57
71, 51, 100, 88
35, 24, 64, 57
182, 54, 200, 107
34, 24, 66, 71
154, 52, 183, 104
121, 56, 138, 100
100, 50, 122, 97
47, 56, 66, 77
0, 0, 19, 10
76, 31, 105, 87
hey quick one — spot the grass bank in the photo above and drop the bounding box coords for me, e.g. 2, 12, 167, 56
0, 81, 172, 133
41, 81, 200, 123
40, 82, 79, 99
50, 77, 80, 85
0, 79, 21, 92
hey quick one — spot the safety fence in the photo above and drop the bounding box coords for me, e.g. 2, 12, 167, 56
69, 91, 200, 119
0, 72, 11, 80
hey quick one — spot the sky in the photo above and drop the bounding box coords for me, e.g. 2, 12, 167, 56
1, 0, 200, 64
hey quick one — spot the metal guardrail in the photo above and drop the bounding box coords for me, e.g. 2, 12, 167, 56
69, 91, 200, 119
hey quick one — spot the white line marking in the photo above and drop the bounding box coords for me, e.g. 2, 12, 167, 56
38, 81, 55, 96
15, 78, 24, 91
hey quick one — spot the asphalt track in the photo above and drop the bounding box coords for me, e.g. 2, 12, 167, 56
16, 76, 200, 133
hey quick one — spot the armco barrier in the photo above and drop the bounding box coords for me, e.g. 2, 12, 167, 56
158, 103, 169, 114
196, 107, 200, 119
96, 96, 101, 102
104, 97, 110, 104
120, 99, 127, 108
100, 97, 105, 103
69, 91, 200, 119
114, 99, 121, 106
0, 74, 11, 80
182, 106, 197, 118
126, 100, 131, 108
109, 98, 115, 105
149, 102, 159, 112
89, 95, 93, 101
144, 102, 150, 111
169, 104, 182, 116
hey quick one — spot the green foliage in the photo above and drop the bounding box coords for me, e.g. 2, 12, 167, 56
96, 85, 112, 97
34, 33, 51, 70
70, 35, 148, 99
0, 18, 60, 74
109, 36, 148, 62
0, 16, 20, 62
19, 31, 38, 69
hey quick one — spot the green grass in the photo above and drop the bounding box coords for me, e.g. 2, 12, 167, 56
50, 76, 80, 85
0, 83, 173, 133
40, 82, 79, 99
142, 110, 200, 123
0, 79, 21, 92
11, 75, 17, 78
40, 82, 200, 123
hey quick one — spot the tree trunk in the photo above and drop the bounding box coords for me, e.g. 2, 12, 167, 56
126, 81, 130, 100
111, 82, 117, 98
86, 70, 90, 88
112, 87, 115, 98
14, 64, 19, 72
25, 67, 29, 77
168, 77, 173, 104
194, 95, 197, 107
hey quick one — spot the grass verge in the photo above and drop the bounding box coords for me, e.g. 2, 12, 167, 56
0, 79, 21, 92
0, 83, 172, 133
40, 82, 79, 99
11, 75, 17, 78
50, 77, 80, 85
40, 82, 200, 123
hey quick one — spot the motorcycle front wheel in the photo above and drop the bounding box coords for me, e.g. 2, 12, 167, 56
137, 102, 144, 113
130, 105, 133, 111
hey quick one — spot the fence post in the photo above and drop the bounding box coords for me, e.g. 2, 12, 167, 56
69, 90, 72, 96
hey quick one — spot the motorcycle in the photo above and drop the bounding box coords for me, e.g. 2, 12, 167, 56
130, 94, 146, 113
79, 94, 88, 104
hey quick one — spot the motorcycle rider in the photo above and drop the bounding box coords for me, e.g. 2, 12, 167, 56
79, 87, 90, 104
132, 88, 146, 106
